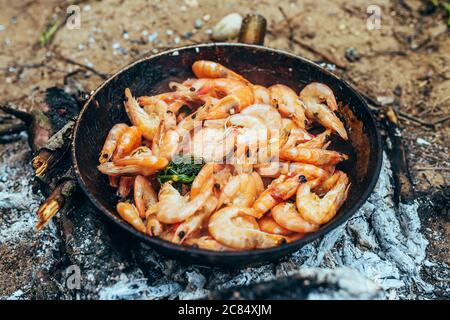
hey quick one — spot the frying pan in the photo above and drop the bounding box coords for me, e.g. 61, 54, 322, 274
72, 18, 382, 267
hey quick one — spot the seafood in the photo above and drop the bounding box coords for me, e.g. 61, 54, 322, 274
217, 173, 257, 209
192, 60, 249, 84
299, 83, 348, 140
296, 171, 350, 225
124, 88, 161, 140
99, 123, 129, 164
280, 147, 348, 166
112, 126, 142, 161
269, 84, 306, 129
251, 174, 304, 218
98, 61, 353, 251
134, 175, 157, 218
116, 202, 146, 233
208, 207, 285, 249
271, 202, 319, 233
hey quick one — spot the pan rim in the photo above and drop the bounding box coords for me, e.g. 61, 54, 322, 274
71, 42, 383, 263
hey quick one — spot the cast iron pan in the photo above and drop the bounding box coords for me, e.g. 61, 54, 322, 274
72, 41, 382, 267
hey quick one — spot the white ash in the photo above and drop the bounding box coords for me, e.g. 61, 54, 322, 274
0, 134, 434, 300
96, 153, 431, 300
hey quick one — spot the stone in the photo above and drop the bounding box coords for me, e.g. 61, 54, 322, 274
211, 13, 243, 41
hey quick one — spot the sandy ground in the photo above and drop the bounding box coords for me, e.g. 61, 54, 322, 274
0, 0, 448, 298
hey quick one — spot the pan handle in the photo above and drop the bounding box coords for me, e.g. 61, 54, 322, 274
238, 14, 267, 45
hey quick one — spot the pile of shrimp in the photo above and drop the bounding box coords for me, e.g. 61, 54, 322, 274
97, 60, 351, 251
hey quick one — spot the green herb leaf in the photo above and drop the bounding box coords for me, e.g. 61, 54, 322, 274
156, 155, 205, 192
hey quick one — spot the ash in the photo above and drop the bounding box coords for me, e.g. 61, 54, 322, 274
0, 137, 439, 299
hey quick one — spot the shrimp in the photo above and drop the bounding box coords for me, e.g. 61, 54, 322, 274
217, 173, 256, 209
269, 84, 306, 128
313, 170, 341, 196
113, 153, 168, 172
252, 85, 271, 104
152, 124, 180, 160
99, 123, 129, 164
196, 78, 254, 118
117, 176, 134, 199
251, 174, 304, 218
112, 126, 142, 161
240, 104, 282, 129
134, 175, 158, 218
271, 202, 319, 233
280, 147, 348, 166
116, 202, 146, 233
297, 129, 332, 149
155, 178, 213, 224
209, 207, 285, 249
192, 60, 250, 84
251, 171, 265, 197
228, 114, 267, 129
299, 83, 348, 140
188, 127, 237, 162
146, 216, 163, 236
258, 162, 329, 181
98, 162, 156, 176
296, 171, 351, 225
184, 236, 234, 251
172, 195, 218, 244
258, 215, 293, 235
190, 163, 215, 198
124, 88, 161, 140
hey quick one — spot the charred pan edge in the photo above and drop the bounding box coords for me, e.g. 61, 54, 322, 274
72, 43, 382, 266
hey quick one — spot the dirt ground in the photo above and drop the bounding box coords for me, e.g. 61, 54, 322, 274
0, 0, 448, 298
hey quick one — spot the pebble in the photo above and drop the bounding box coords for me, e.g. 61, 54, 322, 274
203, 14, 211, 21
416, 138, 431, 146
345, 47, 360, 62
174, 36, 181, 44
211, 13, 243, 41
194, 19, 204, 29
122, 31, 129, 40
393, 85, 402, 97
166, 29, 174, 36
376, 96, 394, 106
183, 31, 193, 39
0, 25, 5, 31
148, 32, 158, 42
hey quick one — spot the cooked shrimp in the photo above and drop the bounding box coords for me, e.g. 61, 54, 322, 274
271, 202, 319, 233
152, 125, 180, 160
172, 195, 218, 244
252, 85, 271, 104
240, 104, 282, 129
297, 129, 332, 149
251, 174, 304, 218
269, 84, 306, 128
208, 206, 285, 249
196, 78, 254, 117
112, 126, 142, 161
191, 163, 215, 198
192, 60, 250, 84
313, 170, 341, 196
217, 173, 256, 209
124, 88, 161, 140
98, 162, 156, 176
251, 171, 265, 196
258, 215, 293, 235
184, 236, 233, 251
228, 114, 267, 129
134, 175, 157, 218
117, 176, 134, 199
146, 216, 163, 236
296, 171, 350, 225
258, 162, 329, 181
155, 178, 213, 224
116, 202, 146, 233
280, 147, 348, 166
188, 127, 237, 162
113, 153, 168, 171
99, 123, 129, 163
299, 83, 348, 140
